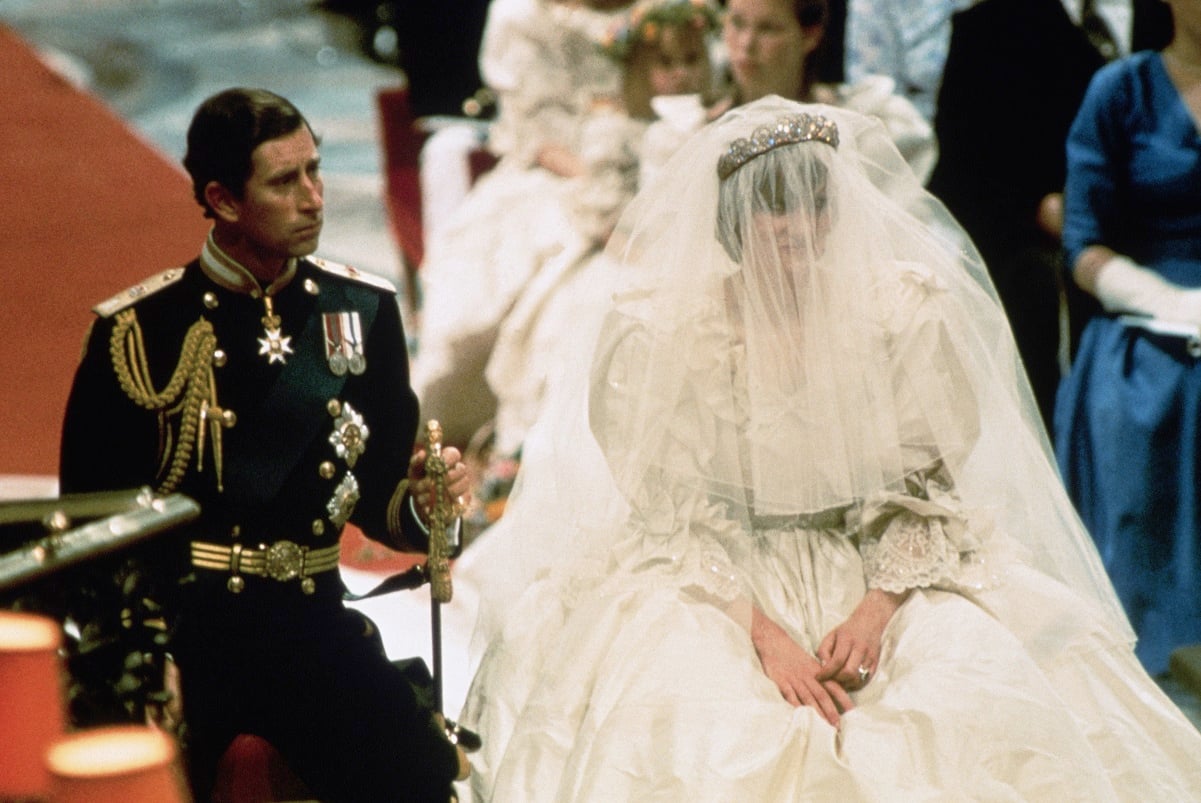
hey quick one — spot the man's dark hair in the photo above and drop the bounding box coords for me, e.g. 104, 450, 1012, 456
183, 88, 315, 218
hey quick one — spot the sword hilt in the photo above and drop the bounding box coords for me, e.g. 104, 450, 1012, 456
424, 420, 453, 604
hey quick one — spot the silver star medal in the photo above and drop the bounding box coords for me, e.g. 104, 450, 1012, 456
329, 402, 369, 468
257, 296, 293, 364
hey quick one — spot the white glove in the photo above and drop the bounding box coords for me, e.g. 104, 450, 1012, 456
1092, 255, 1201, 326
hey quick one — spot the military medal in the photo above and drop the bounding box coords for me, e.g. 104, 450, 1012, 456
323, 311, 366, 376
257, 295, 293, 365
326, 472, 361, 528
329, 401, 369, 468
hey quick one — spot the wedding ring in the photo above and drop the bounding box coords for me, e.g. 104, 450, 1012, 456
857, 665, 871, 683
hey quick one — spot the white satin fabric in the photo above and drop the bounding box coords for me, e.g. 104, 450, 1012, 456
457, 97, 1201, 801
460, 275, 1201, 801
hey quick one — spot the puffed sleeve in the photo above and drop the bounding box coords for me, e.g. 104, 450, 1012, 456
589, 311, 754, 625
837, 75, 937, 184
481, 0, 575, 162
850, 263, 996, 594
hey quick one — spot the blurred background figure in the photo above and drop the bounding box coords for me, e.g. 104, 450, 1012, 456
844, 0, 977, 122
323, 0, 492, 117
719, 0, 935, 181
927, 0, 1172, 431
1055, 0, 1201, 678
484, 0, 722, 468
411, 0, 635, 449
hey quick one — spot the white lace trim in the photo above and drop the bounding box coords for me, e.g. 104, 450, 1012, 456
861, 509, 961, 593
856, 485, 1004, 594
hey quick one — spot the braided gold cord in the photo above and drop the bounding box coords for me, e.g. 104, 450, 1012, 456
386, 479, 410, 543
108, 310, 220, 494
157, 358, 212, 494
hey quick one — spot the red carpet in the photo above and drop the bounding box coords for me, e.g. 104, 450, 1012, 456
0, 25, 209, 479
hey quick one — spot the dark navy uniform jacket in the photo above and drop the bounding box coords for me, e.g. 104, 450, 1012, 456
58, 250, 460, 799
61, 254, 426, 559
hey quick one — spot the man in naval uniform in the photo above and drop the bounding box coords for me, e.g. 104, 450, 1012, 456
59, 88, 471, 802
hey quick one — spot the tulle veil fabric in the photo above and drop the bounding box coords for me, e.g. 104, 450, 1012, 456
466, 96, 1132, 658
452, 97, 1201, 802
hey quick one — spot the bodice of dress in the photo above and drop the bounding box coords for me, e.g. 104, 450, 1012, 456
589, 262, 992, 617
1065, 51, 1201, 285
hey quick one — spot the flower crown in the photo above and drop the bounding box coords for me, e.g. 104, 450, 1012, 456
600, 0, 720, 62
717, 113, 840, 179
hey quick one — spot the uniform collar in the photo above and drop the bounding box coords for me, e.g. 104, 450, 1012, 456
200, 232, 299, 298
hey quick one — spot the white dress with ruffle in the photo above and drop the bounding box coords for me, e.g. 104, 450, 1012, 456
460, 264, 1201, 801
411, 0, 624, 445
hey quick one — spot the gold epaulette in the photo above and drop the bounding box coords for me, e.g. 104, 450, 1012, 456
92, 267, 187, 318
307, 256, 396, 294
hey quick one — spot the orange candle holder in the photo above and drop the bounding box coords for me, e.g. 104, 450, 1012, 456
0, 610, 65, 800
45, 724, 191, 803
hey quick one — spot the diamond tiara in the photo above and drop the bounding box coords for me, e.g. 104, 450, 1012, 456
717, 113, 840, 180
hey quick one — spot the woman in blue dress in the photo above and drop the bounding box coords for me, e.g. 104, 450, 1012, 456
1056, 0, 1201, 676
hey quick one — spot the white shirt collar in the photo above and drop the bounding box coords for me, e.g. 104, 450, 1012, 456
1060, 0, 1134, 57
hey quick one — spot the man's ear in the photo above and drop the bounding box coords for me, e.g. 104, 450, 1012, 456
204, 181, 239, 223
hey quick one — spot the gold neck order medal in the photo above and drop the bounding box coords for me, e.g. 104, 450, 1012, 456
256, 293, 293, 365
199, 237, 297, 365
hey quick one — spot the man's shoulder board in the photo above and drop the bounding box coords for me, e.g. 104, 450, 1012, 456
307, 256, 396, 294
93, 267, 187, 318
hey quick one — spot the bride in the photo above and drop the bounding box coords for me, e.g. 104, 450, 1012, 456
456, 97, 1201, 800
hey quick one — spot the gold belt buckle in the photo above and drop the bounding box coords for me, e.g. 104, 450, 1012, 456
263, 540, 304, 582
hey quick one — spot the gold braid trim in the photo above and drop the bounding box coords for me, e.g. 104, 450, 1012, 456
109, 310, 220, 494
386, 478, 409, 543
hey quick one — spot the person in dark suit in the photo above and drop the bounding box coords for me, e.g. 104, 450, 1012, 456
927, 0, 1171, 431
59, 87, 471, 802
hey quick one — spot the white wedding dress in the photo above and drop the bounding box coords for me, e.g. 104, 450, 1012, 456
461, 267, 1201, 801
457, 98, 1201, 801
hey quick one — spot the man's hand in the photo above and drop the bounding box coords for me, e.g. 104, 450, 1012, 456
434, 713, 472, 782
816, 588, 909, 690
408, 445, 472, 523
1035, 192, 1064, 240
751, 606, 853, 726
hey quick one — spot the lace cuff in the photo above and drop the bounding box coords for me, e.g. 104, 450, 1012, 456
854, 468, 997, 594
682, 541, 753, 634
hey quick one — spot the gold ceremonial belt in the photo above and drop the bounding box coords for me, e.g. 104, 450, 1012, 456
190, 540, 341, 595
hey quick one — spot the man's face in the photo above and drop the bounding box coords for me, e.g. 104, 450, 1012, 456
228, 125, 324, 265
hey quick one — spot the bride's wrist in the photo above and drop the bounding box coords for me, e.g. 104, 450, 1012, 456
860, 588, 909, 624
